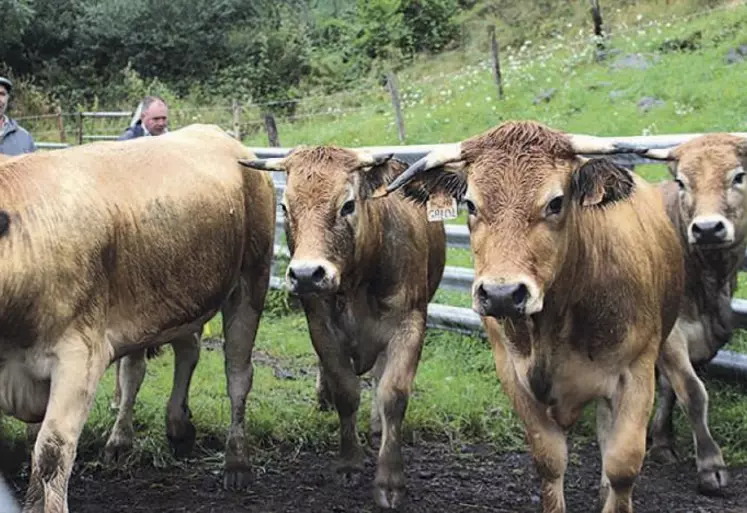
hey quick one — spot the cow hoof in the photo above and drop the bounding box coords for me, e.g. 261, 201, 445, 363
373, 485, 406, 510
698, 468, 729, 496
103, 440, 132, 465
167, 421, 196, 459
223, 466, 252, 490
648, 445, 677, 464
335, 466, 363, 488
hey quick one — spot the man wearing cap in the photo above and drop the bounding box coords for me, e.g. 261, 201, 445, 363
0, 77, 36, 156
117, 95, 169, 141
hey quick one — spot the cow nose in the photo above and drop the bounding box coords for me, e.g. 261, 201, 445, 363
287, 263, 327, 293
691, 219, 727, 244
475, 282, 529, 318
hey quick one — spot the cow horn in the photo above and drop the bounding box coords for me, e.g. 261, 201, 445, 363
380, 143, 463, 196
238, 157, 287, 171
640, 148, 675, 160
353, 149, 394, 167
567, 134, 651, 155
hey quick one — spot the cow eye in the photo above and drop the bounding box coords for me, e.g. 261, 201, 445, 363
733, 172, 745, 186
340, 199, 356, 217
463, 199, 477, 216
545, 195, 563, 217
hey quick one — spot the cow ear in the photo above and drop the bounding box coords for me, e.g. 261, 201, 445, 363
396, 162, 468, 206
570, 158, 636, 208
358, 158, 403, 200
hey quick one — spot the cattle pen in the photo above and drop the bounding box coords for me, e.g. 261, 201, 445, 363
34, 133, 747, 382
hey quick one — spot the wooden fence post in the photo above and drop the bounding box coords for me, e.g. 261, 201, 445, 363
55, 105, 67, 143
264, 113, 280, 147
232, 99, 241, 141
589, 0, 605, 56
386, 72, 406, 144
76, 111, 84, 145
488, 25, 504, 100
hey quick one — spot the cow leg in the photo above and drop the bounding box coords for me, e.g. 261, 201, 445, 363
26, 423, 42, 448
23, 330, 108, 513
222, 272, 268, 490
304, 303, 365, 486
657, 329, 728, 495
648, 373, 678, 463
165, 331, 201, 458
369, 351, 387, 448
110, 359, 122, 410
597, 355, 656, 513
315, 360, 334, 412
372, 312, 425, 510
485, 320, 567, 513
104, 349, 146, 464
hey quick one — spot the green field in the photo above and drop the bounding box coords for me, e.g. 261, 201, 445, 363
2, 292, 747, 475
6, 0, 747, 482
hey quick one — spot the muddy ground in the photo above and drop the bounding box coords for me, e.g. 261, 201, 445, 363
4, 439, 746, 513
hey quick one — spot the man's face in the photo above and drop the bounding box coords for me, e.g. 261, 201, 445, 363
141, 100, 168, 136
0, 86, 8, 119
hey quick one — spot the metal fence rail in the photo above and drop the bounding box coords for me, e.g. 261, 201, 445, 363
29, 131, 747, 381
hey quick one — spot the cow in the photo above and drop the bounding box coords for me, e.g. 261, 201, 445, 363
0, 123, 276, 513
238, 146, 446, 509
639, 133, 747, 495
377, 120, 687, 513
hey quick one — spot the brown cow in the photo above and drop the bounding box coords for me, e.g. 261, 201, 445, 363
640, 134, 747, 494
0, 124, 275, 512
239, 147, 446, 509
378, 120, 686, 513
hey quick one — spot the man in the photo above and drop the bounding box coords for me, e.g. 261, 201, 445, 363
118, 95, 169, 140
0, 77, 36, 156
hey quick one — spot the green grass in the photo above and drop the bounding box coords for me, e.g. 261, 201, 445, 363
2, 301, 746, 473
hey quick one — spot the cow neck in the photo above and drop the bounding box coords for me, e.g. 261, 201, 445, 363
343, 199, 383, 291
540, 206, 606, 328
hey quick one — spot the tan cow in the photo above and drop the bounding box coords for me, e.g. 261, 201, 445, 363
640, 134, 747, 495
378, 120, 687, 513
239, 147, 446, 509
0, 124, 275, 512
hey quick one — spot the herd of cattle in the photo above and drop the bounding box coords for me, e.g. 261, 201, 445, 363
0, 121, 745, 513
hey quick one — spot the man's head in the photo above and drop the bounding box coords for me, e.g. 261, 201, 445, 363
0, 77, 11, 119
140, 95, 168, 136
238, 146, 395, 295
645, 134, 747, 249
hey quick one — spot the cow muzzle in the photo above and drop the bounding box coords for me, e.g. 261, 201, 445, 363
688, 215, 735, 247
286, 259, 340, 295
473, 277, 543, 319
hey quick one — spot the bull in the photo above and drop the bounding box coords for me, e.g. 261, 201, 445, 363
640, 133, 747, 494
378, 120, 687, 513
0, 124, 275, 512
239, 146, 446, 509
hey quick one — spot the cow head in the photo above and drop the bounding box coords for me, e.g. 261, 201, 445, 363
645, 134, 747, 249
378, 121, 641, 320
239, 146, 394, 295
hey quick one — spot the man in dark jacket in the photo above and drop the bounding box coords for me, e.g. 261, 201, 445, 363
0, 77, 36, 156
118, 95, 169, 141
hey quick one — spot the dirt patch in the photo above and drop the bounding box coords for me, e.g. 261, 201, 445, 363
5, 441, 746, 513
